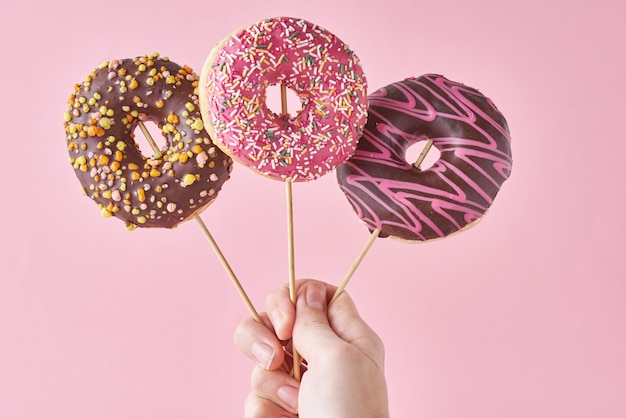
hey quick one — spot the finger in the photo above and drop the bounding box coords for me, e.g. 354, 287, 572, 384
265, 284, 295, 341
244, 392, 297, 418
250, 365, 300, 415
266, 279, 340, 340
292, 281, 344, 362
234, 315, 285, 370
327, 290, 385, 366
292, 281, 385, 369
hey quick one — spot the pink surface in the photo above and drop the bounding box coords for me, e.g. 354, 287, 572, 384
1, 0, 625, 417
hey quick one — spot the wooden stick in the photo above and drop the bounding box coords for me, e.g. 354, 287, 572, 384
280, 83, 289, 118
280, 85, 297, 305
137, 120, 161, 154
194, 217, 262, 322
330, 228, 381, 305
413, 138, 434, 170
286, 180, 301, 380
137, 121, 261, 323
286, 181, 297, 304
280, 85, 302, 381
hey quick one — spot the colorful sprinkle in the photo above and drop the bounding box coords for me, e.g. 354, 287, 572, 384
64, 54, 233, 229
200, 17, 368, 182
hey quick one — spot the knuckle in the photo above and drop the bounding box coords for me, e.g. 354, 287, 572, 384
243, 393, 264, 418
250, 365, 269, 392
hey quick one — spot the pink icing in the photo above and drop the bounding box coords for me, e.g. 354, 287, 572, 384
336, 74, 513, 241
200, 17, 368, 181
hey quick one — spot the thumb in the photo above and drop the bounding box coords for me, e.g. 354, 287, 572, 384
291, 281, 340, 362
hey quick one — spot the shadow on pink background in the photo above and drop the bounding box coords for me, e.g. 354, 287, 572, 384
1, 0, 624, 417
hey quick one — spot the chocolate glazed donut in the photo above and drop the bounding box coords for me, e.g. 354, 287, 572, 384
336, 74, 512, 242
64, 53, 233, 229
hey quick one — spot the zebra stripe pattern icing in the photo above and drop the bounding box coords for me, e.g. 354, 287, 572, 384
336, 74, 512, 241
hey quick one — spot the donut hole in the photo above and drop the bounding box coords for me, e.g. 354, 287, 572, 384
406, 139, 441, 170
265, 84, 301, 118
133, 120, 168, 156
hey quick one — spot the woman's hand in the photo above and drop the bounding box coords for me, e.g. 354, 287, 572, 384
234, 279, 389, 418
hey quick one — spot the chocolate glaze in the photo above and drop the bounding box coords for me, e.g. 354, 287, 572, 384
64, 53, 233, 229
336, 74, 512, 241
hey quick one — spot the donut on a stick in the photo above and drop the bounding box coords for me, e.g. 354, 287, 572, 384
333, 74, 513, 301
199, 16, 369, 379
64, 53, 260, 322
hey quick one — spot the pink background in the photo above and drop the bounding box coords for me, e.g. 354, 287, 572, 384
1, 0, 625, 417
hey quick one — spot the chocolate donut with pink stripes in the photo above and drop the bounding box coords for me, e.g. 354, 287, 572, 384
336, 74, 512, 241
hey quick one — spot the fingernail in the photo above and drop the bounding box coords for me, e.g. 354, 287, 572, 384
305, 283, 326, 311
251, 342, 275, 370
271, 310, 285, 333
277, 385, 299, 413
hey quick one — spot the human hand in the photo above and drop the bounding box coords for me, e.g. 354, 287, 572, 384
234, 279, 389, 418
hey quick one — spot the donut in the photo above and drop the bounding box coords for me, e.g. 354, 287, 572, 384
336, 74, 512, 242
64, 53, 233, 230
198, 16, 368, 182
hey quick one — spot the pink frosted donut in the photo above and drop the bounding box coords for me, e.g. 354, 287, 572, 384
199, 16, 368, 181
336, 74, 513, 242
